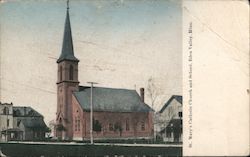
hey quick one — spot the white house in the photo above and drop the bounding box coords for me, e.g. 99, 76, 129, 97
0, 102, 14, 141
155, 95, 182, 142
0, 102, 47, 141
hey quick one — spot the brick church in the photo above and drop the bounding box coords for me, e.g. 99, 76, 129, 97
55, 3, 154, 141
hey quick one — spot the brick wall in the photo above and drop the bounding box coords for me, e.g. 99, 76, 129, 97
72, 96, 153, 140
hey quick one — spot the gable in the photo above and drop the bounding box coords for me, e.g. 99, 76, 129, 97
159, 95, 182, 113
73, 86, 153, 113
160, 99, 182, 118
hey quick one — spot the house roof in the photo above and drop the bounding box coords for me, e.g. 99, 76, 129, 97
13, 106, 43, 117
73, 86, 153, 112
57, 8, 79, 63
159, 95, 182, 113
0, 102, 13, 106
21, 118, 47, 129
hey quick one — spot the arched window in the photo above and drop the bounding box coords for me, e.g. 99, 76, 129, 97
77, 117, 80, 131
59, 66, 62, 81
74, 116, 78, 131
126, 119, 130, 131
74, 116, 81, 132
141, 121, 145, 131
69, 65, 73, 80
3, 107, 9, 115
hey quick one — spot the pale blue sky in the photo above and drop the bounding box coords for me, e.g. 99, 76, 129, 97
0, 0, 182, 124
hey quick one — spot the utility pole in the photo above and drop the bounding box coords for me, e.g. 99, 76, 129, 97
87, 82, 98, 144
5, 108, 9, 142
5, 114, 7, 142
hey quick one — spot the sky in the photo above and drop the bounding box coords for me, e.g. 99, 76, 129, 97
0, 0, 182, 124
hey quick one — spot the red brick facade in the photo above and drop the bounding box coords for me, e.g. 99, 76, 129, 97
56, 61, 79, 140
71, 96, 153, 140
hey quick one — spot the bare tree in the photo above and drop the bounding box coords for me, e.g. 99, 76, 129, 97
47, 120, 57, 138
146, 77, 164, 142
147, 76, 161, 109
165, 106, 175, 123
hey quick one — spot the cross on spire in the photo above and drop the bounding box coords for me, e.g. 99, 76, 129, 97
67, 0, 69, 10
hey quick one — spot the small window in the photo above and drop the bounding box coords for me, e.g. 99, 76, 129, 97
166, 130, 172, 138
75, 117, 81, 132
109, 123, 113, 131
11, 132, 15, 139
17, 120, 21, 127
77, 119, 80, 131
69, 65, 73, 80
13, 109, 21, 116
28, 110, 34, 116
178, 112, 182, 118
74, 117, 77, 131
7, 119, 9, 127
3, 107, 9, 115
59, 66, 62, 81
126, 119, 130, 131
141, 121, 145, 131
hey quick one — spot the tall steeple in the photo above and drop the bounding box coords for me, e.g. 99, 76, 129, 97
57, 0, 79, 63
55, 0, 79, 140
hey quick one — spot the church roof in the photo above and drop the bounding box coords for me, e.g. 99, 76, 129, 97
57, 8, 79, 63
159, 95, 182, 113
73, 86, 153, 112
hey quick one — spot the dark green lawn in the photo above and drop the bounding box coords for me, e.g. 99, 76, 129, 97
0, 142, 182, 157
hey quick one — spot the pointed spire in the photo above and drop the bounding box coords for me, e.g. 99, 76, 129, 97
67, 0, 69, 10
57, 0, 79, 63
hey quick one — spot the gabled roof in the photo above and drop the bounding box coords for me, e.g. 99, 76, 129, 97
159, 95, 182, 113
13, 106, 43, 117
57, 8, 79, 63
13, 107, 47, 130
73, 86, 153, 113
0, 102, 13, 106
21, 118, 47, 129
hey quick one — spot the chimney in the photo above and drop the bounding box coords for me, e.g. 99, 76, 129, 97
140, 88, 145, 103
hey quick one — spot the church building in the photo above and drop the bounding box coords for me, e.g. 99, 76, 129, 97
55, 3, 154, 141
